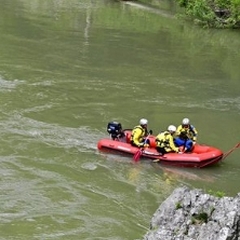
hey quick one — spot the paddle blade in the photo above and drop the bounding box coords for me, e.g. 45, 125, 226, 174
133, 150, 142, 162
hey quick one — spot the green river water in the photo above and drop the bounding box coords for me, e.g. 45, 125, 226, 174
0, 0, 240, 239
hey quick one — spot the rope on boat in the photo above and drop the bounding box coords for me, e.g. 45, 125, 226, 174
222, 142, 240, 160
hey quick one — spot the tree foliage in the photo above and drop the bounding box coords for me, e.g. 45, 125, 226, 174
176, 0, 240, 28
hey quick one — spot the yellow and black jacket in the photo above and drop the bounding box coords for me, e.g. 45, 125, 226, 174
176, 124, 198, 142
155, 131, 179, 153
130, 125, 147, 147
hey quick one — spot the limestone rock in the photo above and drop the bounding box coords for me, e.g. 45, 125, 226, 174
144, 186, 240, 240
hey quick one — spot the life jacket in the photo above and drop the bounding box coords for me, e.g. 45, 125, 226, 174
155, 131, 171, 148
178, 124, 197, 140
130, 125, 146, 144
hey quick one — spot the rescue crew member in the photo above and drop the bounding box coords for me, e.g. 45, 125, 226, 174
174, 117, 198, 152
130, 118, 150, 148
155, 125, 181, 154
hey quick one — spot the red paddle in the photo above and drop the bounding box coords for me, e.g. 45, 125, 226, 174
133, 149, 143, 162
222, 142, 240, 160
133, 133, 151, 162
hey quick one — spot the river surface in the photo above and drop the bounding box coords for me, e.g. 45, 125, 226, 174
0, 0, 240, 239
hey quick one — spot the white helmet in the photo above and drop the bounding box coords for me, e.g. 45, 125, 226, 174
182, 118, 190, 125
139, 118, 148, 125
168, 125, 176, 132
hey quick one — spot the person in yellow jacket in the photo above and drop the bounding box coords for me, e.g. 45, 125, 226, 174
155, 125, 182, 154
174, 117, 198, 152
130, 118, 150, 148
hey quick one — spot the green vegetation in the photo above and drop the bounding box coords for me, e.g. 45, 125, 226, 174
175, 202, 183, 209
176, 0, 240, 28
191, 212, 209, 224
207, 189, 226, 198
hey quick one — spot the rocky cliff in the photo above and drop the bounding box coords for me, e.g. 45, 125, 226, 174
144, 186, 240, 240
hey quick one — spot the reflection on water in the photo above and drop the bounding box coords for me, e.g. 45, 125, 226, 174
123, 1, 175, 18
152, 163, 217, 182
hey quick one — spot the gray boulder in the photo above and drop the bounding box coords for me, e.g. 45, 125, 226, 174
144, 186, 240, 240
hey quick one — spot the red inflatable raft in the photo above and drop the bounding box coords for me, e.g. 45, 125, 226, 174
97, 123, 224, 168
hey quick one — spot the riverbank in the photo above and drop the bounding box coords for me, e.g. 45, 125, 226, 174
119, 0, 240, 28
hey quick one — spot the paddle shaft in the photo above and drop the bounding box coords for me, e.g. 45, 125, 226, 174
133, 134, 150, 162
